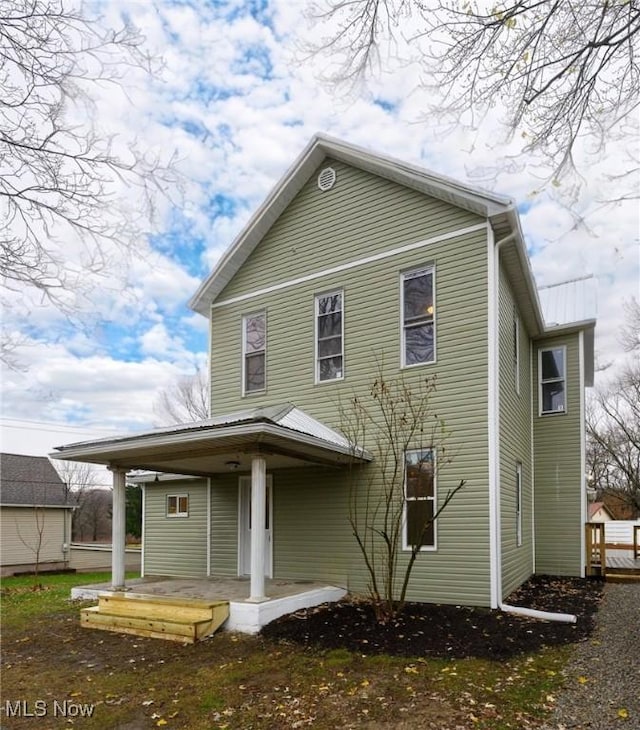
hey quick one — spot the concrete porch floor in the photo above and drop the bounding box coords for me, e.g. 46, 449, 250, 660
71, 576, 347, 634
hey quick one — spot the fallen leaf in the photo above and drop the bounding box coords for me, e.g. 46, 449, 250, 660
618, 708, 629, 719
578, 676, 589, 685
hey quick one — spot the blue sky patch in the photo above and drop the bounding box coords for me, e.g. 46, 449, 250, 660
373, 98, 397, 113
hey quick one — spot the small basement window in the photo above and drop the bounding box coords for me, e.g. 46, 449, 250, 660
167, 494, 189, 518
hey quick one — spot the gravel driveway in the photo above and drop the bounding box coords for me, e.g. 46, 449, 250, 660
542, 582, 640, 729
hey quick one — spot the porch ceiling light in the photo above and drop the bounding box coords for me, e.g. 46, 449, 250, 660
225, 460, 241, 470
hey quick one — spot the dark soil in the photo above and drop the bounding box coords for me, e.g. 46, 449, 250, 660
261, 575, 604, 660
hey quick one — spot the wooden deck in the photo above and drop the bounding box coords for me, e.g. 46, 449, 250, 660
585, 523, 640, 581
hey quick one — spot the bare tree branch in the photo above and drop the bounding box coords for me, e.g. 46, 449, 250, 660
153, 366, 210, 425
0, 0, 179, 366
306, 0, 640, 194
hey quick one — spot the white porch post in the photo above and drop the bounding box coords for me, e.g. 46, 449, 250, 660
110, 467, 127, 590
248, 454, 268, 602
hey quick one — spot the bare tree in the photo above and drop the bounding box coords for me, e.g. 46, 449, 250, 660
587, 362, 640, 514
15, 504, 47, 586
53, 459, 103, 539
53, 459, 98, 503
73, 488, 112, 542
620, 298, 640, 354
1, 0, 177, 366
340, 372, 465, 623
306, 0, 640, 194
154, 366, 209, 425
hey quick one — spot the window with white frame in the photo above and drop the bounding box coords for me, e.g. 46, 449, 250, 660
404, 449, 436, 549
539, 346, 566, 414
516, 462, 523, 547
243, 312, 266, 394
513, 312, 520, 395
167, 494, 189, 518
315, 290, 343, 382
402, 267, 435, 366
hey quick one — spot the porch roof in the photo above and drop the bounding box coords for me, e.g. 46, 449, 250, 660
50, 404, 371, 477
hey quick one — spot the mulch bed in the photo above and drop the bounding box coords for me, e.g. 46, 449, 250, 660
261, 575, 604, 660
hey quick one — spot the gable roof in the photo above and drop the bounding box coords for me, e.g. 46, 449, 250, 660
0, 453, 69, 507
189, 133, 596, 358
189, 134, 524, 312
588, 501, 615, 520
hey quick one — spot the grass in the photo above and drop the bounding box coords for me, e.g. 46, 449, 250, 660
0, 572, 572, 729
0, 571, 139, 629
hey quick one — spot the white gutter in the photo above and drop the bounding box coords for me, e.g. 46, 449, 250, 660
491, 229, 577, 624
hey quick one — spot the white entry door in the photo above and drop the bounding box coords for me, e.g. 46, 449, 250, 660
238, 475, 273, 577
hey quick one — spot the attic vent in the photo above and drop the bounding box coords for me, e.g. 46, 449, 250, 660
317, 167, 336, 191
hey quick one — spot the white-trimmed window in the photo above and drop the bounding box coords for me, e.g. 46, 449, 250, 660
242, 311, 266, 394
516, 462, 523, 547
513, 312, 520, 395
401, 267, 435, 367
403, 449, 436, 550
315, 290, 344, 382
539, 346, 566, 414
167, 494, 189, 518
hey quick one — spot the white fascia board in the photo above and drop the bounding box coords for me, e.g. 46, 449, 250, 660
190, 133, 515, 316
538, 319, 597, 337
189, 136, 327, 317
493, 208, 546, 337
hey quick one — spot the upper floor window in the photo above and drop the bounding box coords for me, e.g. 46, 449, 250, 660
404, 449, 436, 550
315, 290, 343, 382
539, 346, 566, 414
402, 267, 435, 367
243, 312, 266, 394
167, 494, 189, 518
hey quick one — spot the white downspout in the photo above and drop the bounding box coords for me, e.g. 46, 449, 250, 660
500, 602, 577, 623
491, 230, 576, 624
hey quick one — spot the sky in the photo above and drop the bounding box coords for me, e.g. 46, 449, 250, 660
1, 0, 638, 454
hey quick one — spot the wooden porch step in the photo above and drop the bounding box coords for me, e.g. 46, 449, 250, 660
80, 593, 229, 643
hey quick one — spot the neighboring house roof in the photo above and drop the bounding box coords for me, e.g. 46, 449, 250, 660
0, 453, 70, 507
51, 404, 372, 475
588, 502, 615, 520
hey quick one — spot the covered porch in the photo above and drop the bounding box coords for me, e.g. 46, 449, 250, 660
51, 404, 370, 636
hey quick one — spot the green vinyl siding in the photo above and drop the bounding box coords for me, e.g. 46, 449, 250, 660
217, 159, 483, 303
272, 463, 489, 606
143, 480, 208, 578
533, 333, 583, 576
209, 166, 493, 607
209, 475, 239, 576
498, 264, 534, 597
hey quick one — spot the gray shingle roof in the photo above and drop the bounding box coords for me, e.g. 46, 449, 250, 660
0, 453, 69, 506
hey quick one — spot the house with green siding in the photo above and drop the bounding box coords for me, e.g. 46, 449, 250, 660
53, 135, 596, 626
